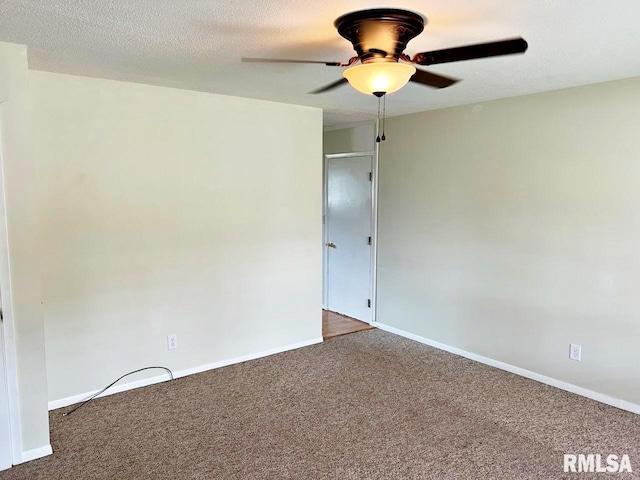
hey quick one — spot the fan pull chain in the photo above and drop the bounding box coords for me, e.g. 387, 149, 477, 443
381, 94, 386, 141
373, 91, 387, 143
376, 94, 381, 143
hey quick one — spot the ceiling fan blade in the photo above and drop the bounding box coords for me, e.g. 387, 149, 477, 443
309, 78, 349, 94
412, 37, 528, 66
242, 58, 345, 66
410, 69, 459, 89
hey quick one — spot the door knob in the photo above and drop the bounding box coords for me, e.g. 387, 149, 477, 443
325, 242, 336, 248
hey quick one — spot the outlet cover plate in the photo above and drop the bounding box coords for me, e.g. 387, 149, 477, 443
167, 334, 177, 350
569, 343, 581, 361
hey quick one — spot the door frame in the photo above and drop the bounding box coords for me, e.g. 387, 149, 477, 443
0, 107, 23, 468
323, 149, 379, 325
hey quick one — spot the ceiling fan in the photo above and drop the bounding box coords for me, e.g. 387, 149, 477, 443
242, 8, 528, 96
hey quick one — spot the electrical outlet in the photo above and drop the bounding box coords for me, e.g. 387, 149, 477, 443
167, 334, 177, 350
569, 344, 581, 361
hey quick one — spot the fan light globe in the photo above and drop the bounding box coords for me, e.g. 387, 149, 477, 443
343, 63, 416, 95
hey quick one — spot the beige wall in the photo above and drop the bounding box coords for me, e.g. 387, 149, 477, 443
0, 42, 49, 454
29, 71, 322, 402
377, 77, 640, 405
323, 123, 375, 155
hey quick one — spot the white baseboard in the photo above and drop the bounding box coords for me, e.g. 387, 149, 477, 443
372, 322, 640, 416
174, 337, 323, 378
20, 444, 52, 463
48, 337, 324, 411
47, 370, 173, 411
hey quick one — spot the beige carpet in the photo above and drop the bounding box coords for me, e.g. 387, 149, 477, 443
2, 330, 639, 479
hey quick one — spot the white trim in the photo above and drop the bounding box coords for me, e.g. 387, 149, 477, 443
323, 151, 377, 324
323, 151, 375, 159
0, 104, 23, 466
620, 401, 640, 415
48, 370, 174, 411
322, 155, 329, 310
49, 337, 323, 411
19, 445, 52, 463
373, 322, 640, 416
371, 121, 380, 325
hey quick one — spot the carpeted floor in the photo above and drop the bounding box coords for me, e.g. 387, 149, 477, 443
2, 330, 639, 479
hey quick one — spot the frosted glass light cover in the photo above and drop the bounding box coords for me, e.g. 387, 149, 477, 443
343, 63, 417, 95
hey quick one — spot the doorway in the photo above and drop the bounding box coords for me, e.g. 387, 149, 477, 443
323, 151, 377, 338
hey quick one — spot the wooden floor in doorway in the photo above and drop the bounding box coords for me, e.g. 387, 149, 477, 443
322, 310, 374, 340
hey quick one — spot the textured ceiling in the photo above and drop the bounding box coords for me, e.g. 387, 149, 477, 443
1, 0, 639, 126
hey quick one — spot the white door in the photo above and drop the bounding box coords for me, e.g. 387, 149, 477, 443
325, 154, 373, 322
0, 303, 12, 470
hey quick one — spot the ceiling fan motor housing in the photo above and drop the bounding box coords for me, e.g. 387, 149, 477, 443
334, 9, 425, 64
